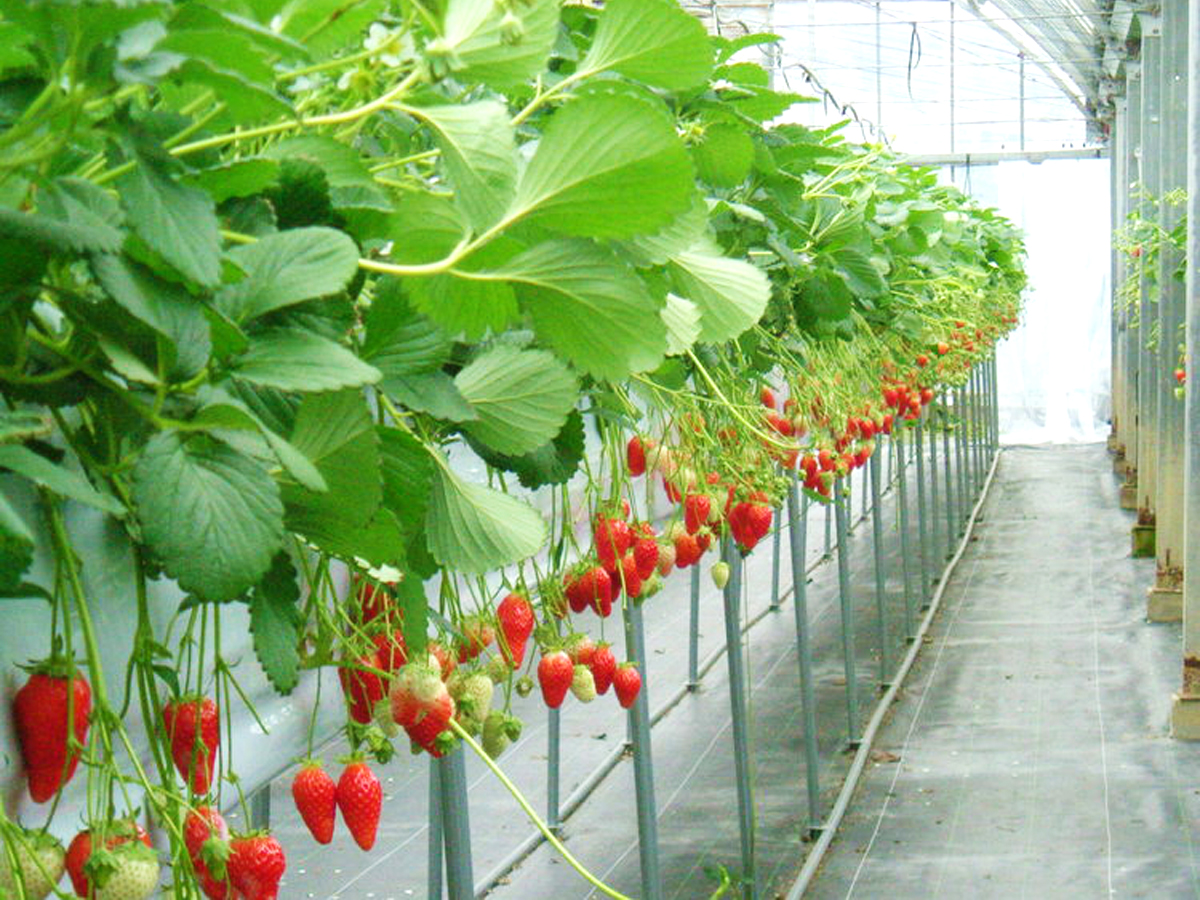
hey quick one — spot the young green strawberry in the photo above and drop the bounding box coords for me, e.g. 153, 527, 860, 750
496, 592, 535, 668
86, 841, 159, 900
14, 664, 91, 803
449, 671, 494, 735
589, 643, 617, 695
162, 696, 219, 795
485, 655, 511, 685
65, 822, 152, 897
537, 650, 573, 709
570, 665, 597, 703
227, 832, 286, 900
613, 663, 642, 709
0, 827, 64, 899
291, 762, 337, 845
711, 561, 731, 590
481, 710, 523, 758
336, 761, 382, 852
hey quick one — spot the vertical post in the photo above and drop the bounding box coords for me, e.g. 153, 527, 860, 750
428, 759, 443, 900
875, 1, 883, 135
721, 537, 757, 899
1138, 19, 1163, 521
1018, 52, 1026, 151
547, 708, 561, 831
787, 479, 823, 837
688, 564, 701, 688
1125, 65, 1143, 484
868, 447, 890, 684
895, 429, 916, 639
770, 512, 783, 611
823, 492, 833, 557
439, 748, 475, 900
955, 389, 969, 520
943, 417, 956, 554
915, 411, 932, 604
949, 0, 956, 156
929, 410, 942, 568
992, 355, 1001, 454
834, 482, 861, 746
249, 786, 271, 830
624, 600, 664, 900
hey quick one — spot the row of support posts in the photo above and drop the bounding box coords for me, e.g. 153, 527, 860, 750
423, 359, 1000, 898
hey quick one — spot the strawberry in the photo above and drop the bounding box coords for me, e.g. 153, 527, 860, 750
627, 436, 651, 476
661, 475, 683, 504
0, 827, 64, 900
760, 386, 776, 409
456, 616, 495, 663
372, 629, 408, 672
570, 665, 597, 703
482, 710, 523, 758
496, 592, 535, 668
449, 670, 494, 734
936, 341, 950, 356
656, 540, 676, 576
86, 840, 159, 900
537, 650, 573, 709
162, 696, 219, 795
593, 516, 633, 570
565, 566, 612, 617
673, 530, 701, 569
227, 833, 285, 900
729, 502, 772, 552
618, 551, 643, 599
916, 354, 929, 367
566, 633, 596, 666
684, 494, 711, 535
336, 761, 382, 851
590, 644, 617, 695
355, 577, 396, 625
633, 537, 659, 580
339, 652, 385, 725
613, 664, 642, 709
695, 528, 713, 554
427, 640, 457, 679
183, 806, 234, 900
66, 823, 152, 897
711, 561, 731, 590
390, 660, 454, 755
292, 762, 337, 845
14, 664, 91, 803
184, 806, 229, 860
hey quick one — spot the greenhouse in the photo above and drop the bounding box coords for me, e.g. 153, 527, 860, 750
0, 0, 1194, 897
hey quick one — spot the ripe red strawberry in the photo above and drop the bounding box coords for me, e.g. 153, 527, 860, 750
627, 436, 651, 476
1177, 367, 1187, 384
66, 822, 152, 897
292, 762, 337, 845
695, 528, 713, 554
936, 341, 950, 356
633, 537, 659, 580
566, 634, 596, 666
336, 761, 382, 851
920, 387, 934, 405
684, 494, 711, 534
916, 354, 929, 367
457, 616, 495, 663
355, 577, 396, 625
590, 644, 617, 695
339, 652, 385, 725
390, 660, 455, 755
537, 650, 573, 709
613, 664, 642, 709
184, 806, 234, 900
760, 386, 776, 409
673, 531, 701, 568
729, 502, 772, 552
618, 551, 643, 599
661, 474, 683, 503
372, 629, 408, 672
227, 832, 285, 900
593, 516, 633, 570
14, 665, 91, 803
163, 696, 219, 795
496, 592, 535, 668
565, 566, 612, 616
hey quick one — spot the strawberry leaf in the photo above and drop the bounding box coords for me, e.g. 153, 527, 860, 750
249, 551, 303, 694
668, 239, 771, 343
577, 0, 713, 91
229, 329, 381, 392
0, 493, 34, 591
435, 0, 559, 90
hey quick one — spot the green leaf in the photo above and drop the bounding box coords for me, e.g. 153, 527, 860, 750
169, 5, 309, 59
425, 461, 546, 573
218, 227, 360, 323
469, 407, 585, 490
186, 158, 280, 204
408, 102, 516, 232
378, 427, 433, 540
0, 412, 51, 445
382, 192, 467, 264
118, 150, 222, 287
133, 432, 284, 602
435, 0, 559, 90
668, 241, 770, 343
361, 277, 452, 377
0, 493, 34, 591
713, 33, 781, 64
407, 240, 521, 339
249, 551, 303, 694
618, 193, 708, 267
691, 123, 755, 188
0, 178, 124, 254
263, 136, 390, 212
275, 0, 386, 55
157, 29, 276, 88
489, 239, 667, 382
0, 446, 123, 515
661, 293, 702, 355
579, 0, 712, 90
831, 246, 887, 298
383, 372, 477, 422
454, 345, 578, 456
508, 92, 694, 239
230, 329, 381, 392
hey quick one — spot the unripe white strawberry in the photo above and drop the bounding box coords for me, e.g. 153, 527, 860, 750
570, 664, 597, 703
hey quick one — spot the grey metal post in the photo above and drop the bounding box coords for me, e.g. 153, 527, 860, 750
547, 707, 560, 831
249, 785, 270, 829
428, 760, 443, 899
955, 390, 969, 521
895, 429, 916, 639
688, 564, 701, 688
834, 482, 861, 746
1125, 67, 1143, 481
624, 600, 664, 900
929, 408, 942, 570
1138, 19, 1163, 518
786, 476, 822, 837
770, 511, 783, 611
824, 490, 833, 557
915, 411, 932, 604
720, 537, 757, 899
972, 367, 983, 493
943, 414, 956, 555
868, 447, 891, 684
439, 748, 474, 900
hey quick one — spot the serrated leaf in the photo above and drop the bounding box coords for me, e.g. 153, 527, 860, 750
691, 123, 754, 188
661, 293, 702, 355
133, 432, 284, 602
454, 346, 578, 456
831, 246, 887, 298
0, 412, 51, 445
383, 371, 477, 422
170, 5, 309, 59
249, 551, 303, 694
508, 93, 694, 239
437, 0, 559, 90
0, 178, 125, 254
0, 445, 124, 515
618, 193, 708, 267
361, 278, 452, 377
383, 191, 468, 264
158, 29, 275, 86
426, 461, 546, 573
263, 136, 389, 211
276, 0, 386, 55
218, 227, 360, 323
408, 102, 516, 232
186, 158, 280, 204
118, 151, 222, 287
487, 239, 666, 382
0, 493, 34, 591
579, 0, 712, 90
379, 427, 433, 539
469, 407, 585, 490
668, 240, 770, 343
407, 240, 521, 339
231, 329, 381, 392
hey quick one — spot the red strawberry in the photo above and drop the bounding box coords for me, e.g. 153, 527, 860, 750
355, 577, 396, 625
163, 696, 220, 795
661, 475, 683, 504
818, 449, 835, 471
684, 494, 712, 535
916, 354, 929, 367
936, 341, 950, 356
292, 762, 337, 845
760, 386, 776, 409
427, 640, 457, 679
613, 664, 642, 709
633, 538, 659, 580
457, 616, 495, 663
537, 651, 573, 709
566, 634, 596, 666
673, 531, 701, 568
227, 832, 285, 900
593, 516, 633, 570
695, 529, 713, 554
66, 822, 152, 897
390, 661, 454, 755
627, 436, 651, 476
336, 761, 382, 851
496, 592, 535, 668
565, 567, 612, 617
339, 652, 385, 725
372, 629, 408, 672
729, 502, 772, 551
184, 806, 234, 899
590, 644, 617, 695
14, 665, 91, 803
920, 387, 934, 405
618, 551, 643, 599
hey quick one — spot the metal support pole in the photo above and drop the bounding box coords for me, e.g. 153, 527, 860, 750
928, 413, 941, 573
428, 759, 443, 900
721, 538, 757, 899
1138, 21, 1164, 519
688, 564, 701, 688
1018, 52, 1026, 151
770, 512, 783, 611
895, 429, 916, 639
834, 483, 861, 746
249, 786, 270, 830
868, 448, 891, 684
942, 413, 956, 556
823, 491, 833, 557
786, 476, 822, 836
439, 748, 474, 900
624, 600, 664, 900
955, 390, 969, 523
915, 411, 932, 604
547, 707, 561, 831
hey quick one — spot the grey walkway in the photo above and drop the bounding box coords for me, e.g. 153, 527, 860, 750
807, 443, 1200, 900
